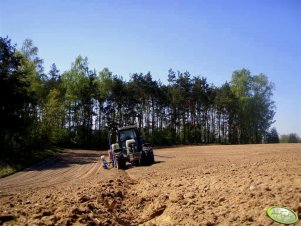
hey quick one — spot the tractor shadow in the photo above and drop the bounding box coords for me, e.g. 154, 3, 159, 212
152, 160, 165, 165
154, 154, 176, 158
125, 160, 165, 169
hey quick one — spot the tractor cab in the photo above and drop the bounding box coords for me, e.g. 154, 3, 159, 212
118, 125, 140, 150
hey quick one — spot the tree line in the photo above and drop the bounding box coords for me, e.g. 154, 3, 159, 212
1, 37, 282, 157
280, 133, 301, 143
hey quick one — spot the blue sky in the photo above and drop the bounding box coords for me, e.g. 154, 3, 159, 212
1, 0, 300, 136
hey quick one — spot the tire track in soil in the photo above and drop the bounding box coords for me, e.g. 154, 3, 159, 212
0, 149, 141, 225
0, 150, 102, 194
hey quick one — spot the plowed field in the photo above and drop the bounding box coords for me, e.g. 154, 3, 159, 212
0, 144, 300, 225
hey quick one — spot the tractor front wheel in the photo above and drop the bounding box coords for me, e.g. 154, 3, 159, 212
116, 154, 126, 169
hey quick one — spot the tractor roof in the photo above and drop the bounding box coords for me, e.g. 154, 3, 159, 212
118, 125, 138, 131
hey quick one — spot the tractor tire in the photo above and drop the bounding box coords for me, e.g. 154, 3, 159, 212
134, 160, 140, 166
143, 147, 154, 165
116, 154, 126, 170
140, 150, 147, 166
148, 150, 155, 165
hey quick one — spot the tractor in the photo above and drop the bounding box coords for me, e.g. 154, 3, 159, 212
108, 125, 154, 169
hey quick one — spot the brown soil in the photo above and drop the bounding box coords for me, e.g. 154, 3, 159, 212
0, 144, 300, 225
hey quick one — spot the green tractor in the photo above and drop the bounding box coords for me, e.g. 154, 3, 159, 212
108, 125, 155, 169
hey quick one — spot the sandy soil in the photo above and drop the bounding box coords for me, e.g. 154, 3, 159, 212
0, 144, 300, 225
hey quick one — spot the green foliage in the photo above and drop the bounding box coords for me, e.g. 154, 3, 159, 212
288, 133, 300, 143
60, 55, 98, 148
41, 88, 65, 144
230, 69, 275, 144
280, 134, 289, 143
0, 37, 36, 156
280, 133, 300, 143
266, 127, 280, 143
151, 129, 173, 146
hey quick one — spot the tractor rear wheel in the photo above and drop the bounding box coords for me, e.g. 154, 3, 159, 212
151, 152, 155, 164
148, 150, 155, 164
140, 150, 147, 166
134, 160, 140, 166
